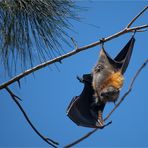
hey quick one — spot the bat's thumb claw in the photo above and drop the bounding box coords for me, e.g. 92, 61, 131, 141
76, 76, 83, 83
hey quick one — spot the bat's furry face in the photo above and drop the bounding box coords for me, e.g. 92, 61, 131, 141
92, 49, 124, 103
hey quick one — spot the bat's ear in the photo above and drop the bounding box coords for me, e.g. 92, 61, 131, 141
98, 48, 118, 71
99, 48, 109, 63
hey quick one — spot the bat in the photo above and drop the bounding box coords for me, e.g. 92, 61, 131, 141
66, 36, 135, 128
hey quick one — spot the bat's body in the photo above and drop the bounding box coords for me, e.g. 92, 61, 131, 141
67, 36, 135, 128
92, 69, 124, 124
93, 70, 124, 103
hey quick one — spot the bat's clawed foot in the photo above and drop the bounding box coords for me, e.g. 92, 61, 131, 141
97, 111, 104, 127
97, 119, 104, 127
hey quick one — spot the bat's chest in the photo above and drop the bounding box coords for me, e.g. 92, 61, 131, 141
93, 71, 124, 103
92, 70, 111, 91
100, 71, 124, 90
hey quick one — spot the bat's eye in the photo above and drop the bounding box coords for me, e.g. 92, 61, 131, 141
95, 64, 104, 72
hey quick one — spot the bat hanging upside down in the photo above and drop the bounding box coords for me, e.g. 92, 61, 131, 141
67, 36, 135, 128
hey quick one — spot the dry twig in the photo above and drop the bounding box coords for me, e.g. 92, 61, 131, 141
5, 87, 59, 148
64, 59, 148, 148
126, 6, 148, 28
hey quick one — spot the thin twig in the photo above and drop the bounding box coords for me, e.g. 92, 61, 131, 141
5, 88, 22, 101
64, 59, 148, 147
5, 87, 59, 148
0, 25, 147, 90
136, 29, 147, 32
126, 6, 148, 28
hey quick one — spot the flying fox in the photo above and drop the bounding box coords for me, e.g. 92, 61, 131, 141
67, 36, 135, 128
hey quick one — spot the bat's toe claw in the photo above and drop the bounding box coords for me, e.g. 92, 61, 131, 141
97, 119, 104, 127
97, 111, 104, 127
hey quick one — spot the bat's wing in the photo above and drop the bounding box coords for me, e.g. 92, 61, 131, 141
114, 36, 135, 74
101, 36, 135, 74
66, 74, 105, 128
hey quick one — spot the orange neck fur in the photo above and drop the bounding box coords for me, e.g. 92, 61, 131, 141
100, 71, 124, 90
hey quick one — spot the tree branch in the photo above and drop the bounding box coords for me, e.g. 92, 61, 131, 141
5, 87, 59, 148
64, 59, 148, 147
0, 7, 148, 90
64, 121, 112, 148
0, 25, 147, 90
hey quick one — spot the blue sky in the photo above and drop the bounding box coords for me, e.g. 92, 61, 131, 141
0, 1, 148, 147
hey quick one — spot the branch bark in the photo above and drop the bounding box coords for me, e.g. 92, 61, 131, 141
0, 7, 148, 90
64, 59, 148, 148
